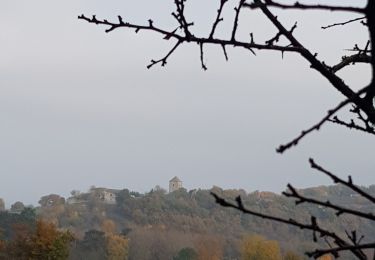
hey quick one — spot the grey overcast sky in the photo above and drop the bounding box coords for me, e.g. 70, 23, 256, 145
1, 0, 373, 206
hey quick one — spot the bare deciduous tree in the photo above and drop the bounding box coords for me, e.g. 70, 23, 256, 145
79, 1, 375, 258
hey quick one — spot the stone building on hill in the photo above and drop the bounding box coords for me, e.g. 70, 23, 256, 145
67, 188, 117, 205
169, 176, 183, 193
96, 189, 117, 204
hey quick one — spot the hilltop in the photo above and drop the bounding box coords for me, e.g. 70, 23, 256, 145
1, 184, 375, 259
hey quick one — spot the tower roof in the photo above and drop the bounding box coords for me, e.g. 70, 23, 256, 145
169, 176, 181, 182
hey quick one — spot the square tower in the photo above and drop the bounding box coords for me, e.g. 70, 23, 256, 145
169, 176, 183, 192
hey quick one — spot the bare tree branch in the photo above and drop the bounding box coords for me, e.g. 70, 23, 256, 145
283, 184, 375, 221
328, 116, 375, 135
211, 193, 367, 259
78, 14, 303, 69
146, 40, 183, 69
309, 159, 375, 204
364, 1, 375, 104
231, 0, 245, 41
172, 0, 194, 38
245, 0, 366, 14
322, 16, 366, 30
331, 53, 371, 73
245, 1, 375, 125
209, 0, 228, 39
276, 87, 368, 153
307, 243, 375, 259
199, 42, 207, 70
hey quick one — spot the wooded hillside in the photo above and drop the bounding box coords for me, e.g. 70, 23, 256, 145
1, 184, 374, 259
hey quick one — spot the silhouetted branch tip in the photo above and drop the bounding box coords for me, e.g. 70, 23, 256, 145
309, 159, 375, 204
322, 16, 366, 29
210, 192, 232, 207
245, 1, 365, 13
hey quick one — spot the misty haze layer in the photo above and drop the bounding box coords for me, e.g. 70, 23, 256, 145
0, 0, 373, 205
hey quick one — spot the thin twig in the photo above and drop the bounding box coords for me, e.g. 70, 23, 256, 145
328, 116, 375, 135
209, 0, 228, 39
276, 86, 369, 153
231, 0, 245, 41
245, 0, 365, 14
147, 40, 183, 69
322, 16, 366, 29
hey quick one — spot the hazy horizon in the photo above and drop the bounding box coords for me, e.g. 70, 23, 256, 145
1, 0, 373, 207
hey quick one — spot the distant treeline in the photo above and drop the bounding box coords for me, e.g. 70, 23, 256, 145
1, 184, 375, 259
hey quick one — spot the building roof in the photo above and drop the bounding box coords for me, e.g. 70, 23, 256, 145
90, 187, 119, 194
169, 176, 182, 182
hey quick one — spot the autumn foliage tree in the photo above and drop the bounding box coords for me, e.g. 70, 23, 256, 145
101, 219, 129, 260
69, 220, 129, 260
4, 220, 74, 260
79, 0, 375, 258
241, 234, 282, 260
106, 233, 129, 260
195, 235, 223, 260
